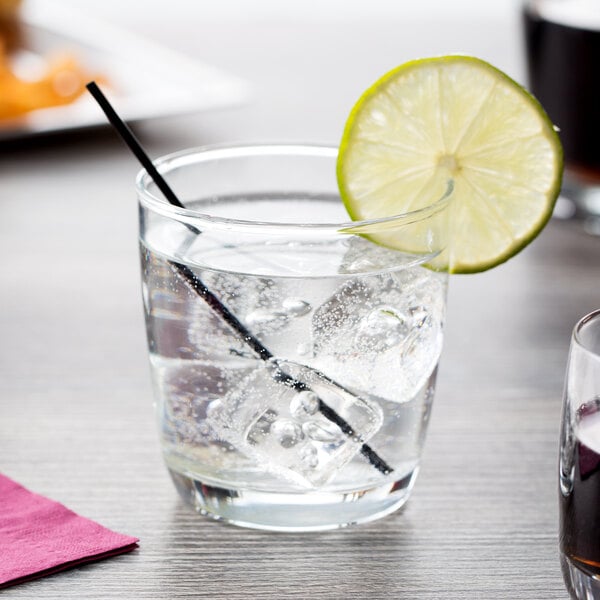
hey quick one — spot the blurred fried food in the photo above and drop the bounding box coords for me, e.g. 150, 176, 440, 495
0, 0, 104, 123
0, 44, 98, 121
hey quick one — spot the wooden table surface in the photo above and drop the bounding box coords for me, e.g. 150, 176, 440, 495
2, 2, 598, 597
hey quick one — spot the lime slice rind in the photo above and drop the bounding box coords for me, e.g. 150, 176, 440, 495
337, 55, 563, 274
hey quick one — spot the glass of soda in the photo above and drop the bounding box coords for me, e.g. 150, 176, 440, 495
560, 309, 600, 597
523, 0, 600, 222
136, 143, 452, 531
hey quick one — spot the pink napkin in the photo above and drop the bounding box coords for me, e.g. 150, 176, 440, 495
0, 473, 138, 589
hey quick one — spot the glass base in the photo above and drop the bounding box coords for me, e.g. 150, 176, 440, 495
168, 467, 418, 532
561, 552, 600, 599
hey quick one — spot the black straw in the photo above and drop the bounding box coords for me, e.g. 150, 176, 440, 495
87, 82, 183, 208
85, 81, 392, 476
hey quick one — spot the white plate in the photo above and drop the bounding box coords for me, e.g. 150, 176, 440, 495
0, 1, 252, 140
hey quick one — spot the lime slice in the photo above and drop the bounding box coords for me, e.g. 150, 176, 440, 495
337, 55, 563, 273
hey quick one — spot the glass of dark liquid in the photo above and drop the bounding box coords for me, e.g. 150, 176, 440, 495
523, 0, 600, 223
560, 309, 600, 598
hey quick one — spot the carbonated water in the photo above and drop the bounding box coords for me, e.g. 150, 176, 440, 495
141, 195, 447, 527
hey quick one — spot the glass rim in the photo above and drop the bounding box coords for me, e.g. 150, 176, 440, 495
573, 308, 600, 357
135, 142, 453, 233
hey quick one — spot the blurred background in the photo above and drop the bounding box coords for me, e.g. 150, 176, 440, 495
0, 0, 528, 145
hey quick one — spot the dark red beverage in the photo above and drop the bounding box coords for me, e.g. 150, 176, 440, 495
560, 402, 600, 584
523, 3, 600, 181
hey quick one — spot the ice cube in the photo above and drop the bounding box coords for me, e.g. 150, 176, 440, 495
311, 268, 447, 403
245, 298, 312, 334
153, 359, 257, 446
206, 359, 383, 488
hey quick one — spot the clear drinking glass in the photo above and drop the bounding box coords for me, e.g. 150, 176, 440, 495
136, 143, 452, 531
560, 309, 600, 597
